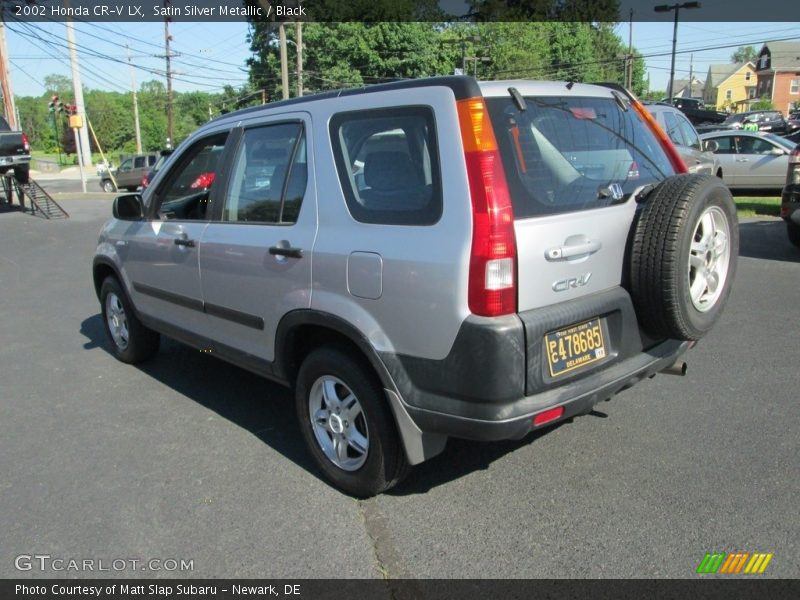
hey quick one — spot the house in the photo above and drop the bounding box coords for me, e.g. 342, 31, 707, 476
672, 77, 704, 100
755, 41, 800, 117
702, 62, 757, 112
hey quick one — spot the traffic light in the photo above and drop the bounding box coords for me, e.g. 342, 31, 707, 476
48, 96, 65, 113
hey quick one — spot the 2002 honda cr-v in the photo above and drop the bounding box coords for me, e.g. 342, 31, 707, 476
93, 77, 738, 496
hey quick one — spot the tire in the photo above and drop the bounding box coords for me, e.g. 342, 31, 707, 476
14, 164, 29, 184
295, 346, 410, 497
101, 179, 116, 193
100, 277, 160, 363
788, 222, 800, 248
629, 174, 738, 341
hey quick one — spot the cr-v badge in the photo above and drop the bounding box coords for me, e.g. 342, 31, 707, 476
552, 272, 592, 292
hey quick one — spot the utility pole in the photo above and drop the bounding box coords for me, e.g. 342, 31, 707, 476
654, 2, 702, 102
65, 14, 92, 172
688, 53, 694, 99
127, 45, 142, 154
626, 9, 634, 90
296, 22, 303, 97
279, 23, 289, 100
164, 2, 174, 148
0, 17, 17, 129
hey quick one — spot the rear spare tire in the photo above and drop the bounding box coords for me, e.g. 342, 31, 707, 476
629, 174, 738, 341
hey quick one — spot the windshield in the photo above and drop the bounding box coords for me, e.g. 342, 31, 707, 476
487, 95, 675, 218
764, 133, 797, 151
723, 114, 746, 125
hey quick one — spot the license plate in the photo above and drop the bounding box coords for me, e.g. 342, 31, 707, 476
545, 317, 608, 378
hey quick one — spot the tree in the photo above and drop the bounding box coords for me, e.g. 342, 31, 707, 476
750, 96, 774, 110
731, 46, 757, 64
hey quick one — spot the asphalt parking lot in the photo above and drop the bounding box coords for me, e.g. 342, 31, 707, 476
0, 196, 798, 579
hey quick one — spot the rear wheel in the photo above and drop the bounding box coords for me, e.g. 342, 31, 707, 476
295, 346, 409, 497
788, 222, 800, 248
629, 174, 738, 341
100, 277, 160, 363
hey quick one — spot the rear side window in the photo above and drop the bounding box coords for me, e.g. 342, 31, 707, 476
330, 107, 442, 225
134, 156, 145, 169
662, 111, 685, 146
487, 96, 675, 218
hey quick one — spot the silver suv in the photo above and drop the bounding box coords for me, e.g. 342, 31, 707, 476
644, 102, 719, 176
93, 77, 738, 496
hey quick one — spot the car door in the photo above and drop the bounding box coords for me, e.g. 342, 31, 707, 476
199, 115, 316, 364
122, 132, 231, 338
734, 135, 789, 188
675, 112, 714, 175
707, 135, 738, 185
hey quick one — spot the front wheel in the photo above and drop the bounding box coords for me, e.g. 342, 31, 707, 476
100, 277, 160, 363
295, 347, 409, 497
101, 179, 116, 193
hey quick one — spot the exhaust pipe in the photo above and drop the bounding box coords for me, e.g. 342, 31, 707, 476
661, 360, 687, 376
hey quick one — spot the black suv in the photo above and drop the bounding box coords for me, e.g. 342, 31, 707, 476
723, 110, 796, 135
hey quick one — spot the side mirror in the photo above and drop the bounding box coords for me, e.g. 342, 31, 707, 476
770, 147, 786, 156
113, 193, 144, 220
703, 140, 719, 153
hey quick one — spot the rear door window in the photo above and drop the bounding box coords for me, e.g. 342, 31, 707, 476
662, 111, 685, 146
676, 114, 701, 150
330, 107, 442, 225
487, 95, 675, 218
222, 123, 306, 224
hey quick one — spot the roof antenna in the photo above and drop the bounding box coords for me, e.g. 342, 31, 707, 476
566, 81, 575, 90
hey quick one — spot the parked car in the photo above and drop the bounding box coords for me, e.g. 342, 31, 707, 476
141, 149, 173, 190
645, 102, 719, 176
100, 153, 158, 192
93, 77, 738, 496
700, 130, 796, 190
0, 115, 31, 183
781, 143, 800, 247
721, 110, 796, 135
660, 96, 727, 127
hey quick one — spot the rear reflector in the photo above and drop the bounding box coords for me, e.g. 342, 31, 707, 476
533, 406, 564, 427
458, 97, 517, 317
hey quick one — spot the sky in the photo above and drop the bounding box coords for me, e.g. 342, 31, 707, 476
4, 19, 799, 101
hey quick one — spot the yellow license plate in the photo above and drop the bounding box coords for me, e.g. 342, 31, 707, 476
545, 318, 608, 378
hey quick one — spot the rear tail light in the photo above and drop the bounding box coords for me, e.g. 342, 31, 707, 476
141, 174, 150, 189
21, 133, 30, 153
190, 172, 216, 189
533, 406, 564, 427
457, 97, 517, 317
787, 146, 800, 187
630, 99, 687, 174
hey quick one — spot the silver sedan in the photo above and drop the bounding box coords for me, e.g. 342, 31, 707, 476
699, 131, 796, 190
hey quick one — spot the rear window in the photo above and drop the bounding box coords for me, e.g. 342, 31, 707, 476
487, 96, 674, 218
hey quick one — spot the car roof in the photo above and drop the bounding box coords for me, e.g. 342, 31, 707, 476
699, 130, 768, 138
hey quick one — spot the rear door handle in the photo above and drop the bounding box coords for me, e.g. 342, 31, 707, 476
269, 246, 303, 259
174, 234, 196, 248
545, 239, 602, 261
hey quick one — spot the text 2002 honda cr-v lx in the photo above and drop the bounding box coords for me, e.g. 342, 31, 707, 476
93, 77, 738, 496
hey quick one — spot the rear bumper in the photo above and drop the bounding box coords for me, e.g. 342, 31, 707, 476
401, 337, 687, 442
0, 155, 30, 169
380, 287, 689, 444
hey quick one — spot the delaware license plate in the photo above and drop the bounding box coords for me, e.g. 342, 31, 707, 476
545, 317, 608, 378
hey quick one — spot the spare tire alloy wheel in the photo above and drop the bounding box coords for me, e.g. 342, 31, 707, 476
630, 174, 739, 341
688, 206, 731, 312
